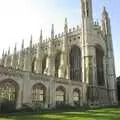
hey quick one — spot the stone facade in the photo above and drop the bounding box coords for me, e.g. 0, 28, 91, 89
117, 77, 120, 104
0, 0, 118, 109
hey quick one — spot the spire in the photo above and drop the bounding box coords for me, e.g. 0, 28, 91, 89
64, 18, 68, 33
1, 49, 5, 66
40, 29, 43, 44
34, 29, 43, 74
21, 39, 24, 50
14, 43, 17, 54
18, 40, 24, 70
101, 6, 111, 35
11, 43, 17, 69
5, 51, 7, 56
2, 49, 4, 57
30, 35, 32, 48
51, 24, 54, 39
102, 6, 108, 17
8, 47, 10, 55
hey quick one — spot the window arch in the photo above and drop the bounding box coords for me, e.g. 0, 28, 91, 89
69, 45, 82, 81
73, 88, 80, 105
56, 86, 65, 105
0, 80, 18, 103
55, 52, 61, 77
32, 83, 46, 105
96, 45, 105, 86
42, 56, 47, 74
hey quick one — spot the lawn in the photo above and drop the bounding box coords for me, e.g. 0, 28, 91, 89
0, 107, 120, 120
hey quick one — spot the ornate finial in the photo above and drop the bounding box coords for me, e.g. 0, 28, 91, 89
64, 17, 68, 33
51, 24, 54, 39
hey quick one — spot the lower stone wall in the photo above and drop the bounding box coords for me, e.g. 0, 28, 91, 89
0, 66, 118, 110
87, 86, 117, 106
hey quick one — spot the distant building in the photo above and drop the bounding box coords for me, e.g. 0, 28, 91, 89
0, 0, 118, 109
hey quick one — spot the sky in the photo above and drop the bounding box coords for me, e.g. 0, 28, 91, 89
0, 0, 119, 76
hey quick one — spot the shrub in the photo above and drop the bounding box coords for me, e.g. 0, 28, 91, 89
0, 99, 16, 113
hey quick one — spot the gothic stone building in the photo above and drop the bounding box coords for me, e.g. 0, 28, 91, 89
0, 0, 118, 109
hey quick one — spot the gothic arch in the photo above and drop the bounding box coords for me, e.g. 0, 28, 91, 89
69, 45, 82, 81
56, 86, 66, 104
73, 88, 80, 105
55, 51, 61, 77
0, 79, 19, 107
95, 44, 105, 86
32, 83, 46, 104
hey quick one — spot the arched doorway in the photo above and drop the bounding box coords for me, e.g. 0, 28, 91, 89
69, 45, 82, 81
32, 83, 46, 105
56, 86, 65, 105
42, 56, 47, 74
73, 88, 80, 105
55, 52, 61, 77
0, 80, 18, 112
96, 45, 105, 86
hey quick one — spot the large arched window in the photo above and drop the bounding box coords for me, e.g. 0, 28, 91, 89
69, 45, 82, 81
56, 86, 65, 105
42, 56, 47, 74
96, 45, 105, 86
55, 52, 61, 77
0, 80, 18, 104
32, 83, 46, 105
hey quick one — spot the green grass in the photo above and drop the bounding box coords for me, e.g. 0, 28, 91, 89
0, 107, 120, 120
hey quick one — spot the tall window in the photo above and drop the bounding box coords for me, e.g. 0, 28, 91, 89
73, 89, 80, 103
96, 45, 105, 86
32, 57, 36, 73
69, 45, 82, 81
56, 87, 65, 104
55, 52, 61, 77
32, 84, 46, 105
42, 56, 47, 74
0, 81, 17, 103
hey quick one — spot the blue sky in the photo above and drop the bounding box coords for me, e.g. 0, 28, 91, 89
0, 0, 119, 76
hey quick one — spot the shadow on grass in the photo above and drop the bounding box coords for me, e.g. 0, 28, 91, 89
0, 107, 120, 120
